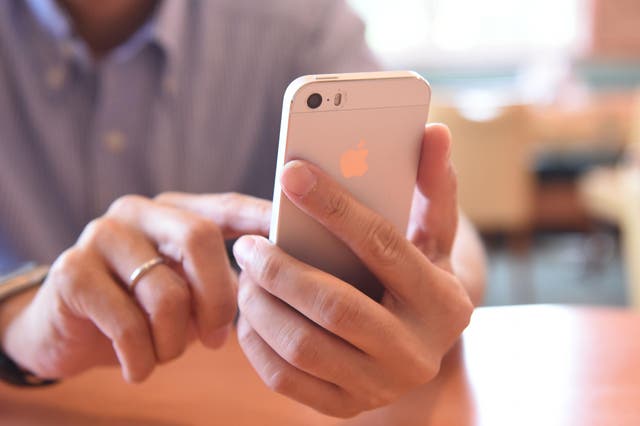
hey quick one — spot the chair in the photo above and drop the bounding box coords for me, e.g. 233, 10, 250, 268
429, 104, 536, 239
579, 90, 640, 309
430, 103, 536, 302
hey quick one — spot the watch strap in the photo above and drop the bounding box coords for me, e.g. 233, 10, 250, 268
0, 264, 49, 303
0, 263, 57, 387
0, 351, 58, 387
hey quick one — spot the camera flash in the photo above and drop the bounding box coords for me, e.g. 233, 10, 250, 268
334, 93, 342, 106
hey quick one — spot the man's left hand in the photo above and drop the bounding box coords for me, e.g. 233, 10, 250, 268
233, 124, 474, 418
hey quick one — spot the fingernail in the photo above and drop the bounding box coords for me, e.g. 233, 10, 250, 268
233, 236, 255, 269
281, 161, 317, 197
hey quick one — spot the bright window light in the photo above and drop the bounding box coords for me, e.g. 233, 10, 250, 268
348, 0, 585, 66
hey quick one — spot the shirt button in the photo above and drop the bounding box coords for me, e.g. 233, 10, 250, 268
104, 131, 127, 154
60, 41, 75, 59
163, 76, 177, 95
45, 65, 66, 90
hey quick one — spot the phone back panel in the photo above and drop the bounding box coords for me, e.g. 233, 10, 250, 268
270, 72, 431, 297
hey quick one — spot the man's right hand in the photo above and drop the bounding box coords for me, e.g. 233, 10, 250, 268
0, 193, 271, 383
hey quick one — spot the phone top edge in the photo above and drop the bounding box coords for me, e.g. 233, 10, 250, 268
311, 70, 429, 84
284, 71, 430, 103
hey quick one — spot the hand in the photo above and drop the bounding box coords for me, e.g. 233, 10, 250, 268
233, 124, 474, 417
0, 193, 271, 382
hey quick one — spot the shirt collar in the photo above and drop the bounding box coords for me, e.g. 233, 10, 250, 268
25, 0, 185, 78
152, 0, 186, 84
25, 0, 70, 39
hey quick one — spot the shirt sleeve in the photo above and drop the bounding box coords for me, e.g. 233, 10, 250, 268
292, 0, 382, 75
0, 234, 22, 276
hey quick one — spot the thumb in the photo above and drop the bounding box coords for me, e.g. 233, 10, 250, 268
407, 123, 459, 259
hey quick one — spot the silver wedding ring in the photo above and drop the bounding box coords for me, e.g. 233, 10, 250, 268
128, 256, 165, 292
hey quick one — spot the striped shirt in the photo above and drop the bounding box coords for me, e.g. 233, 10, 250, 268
0, 0, 378, 272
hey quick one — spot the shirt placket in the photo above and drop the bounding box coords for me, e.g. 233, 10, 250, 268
90, 60, 142, 215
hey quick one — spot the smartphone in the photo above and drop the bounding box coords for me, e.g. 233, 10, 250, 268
269, 71, 431, 298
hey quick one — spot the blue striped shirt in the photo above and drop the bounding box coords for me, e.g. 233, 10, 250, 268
0, 0, 378, 271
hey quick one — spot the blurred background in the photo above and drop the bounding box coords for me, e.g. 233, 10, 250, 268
348, 0, 640, 308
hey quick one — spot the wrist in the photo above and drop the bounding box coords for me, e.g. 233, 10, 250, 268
0, 264, 48, 355
0, 265, 57, 386
0, 287, 38, 355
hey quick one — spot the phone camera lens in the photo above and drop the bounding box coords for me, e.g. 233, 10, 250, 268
307, 93, 323, 109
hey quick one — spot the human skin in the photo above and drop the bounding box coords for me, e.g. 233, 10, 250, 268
56, 0, 159, 57
0, 193, 272, 382
0, 124, 484, 418
0, 0, 486, 416
233, 124, 485, 417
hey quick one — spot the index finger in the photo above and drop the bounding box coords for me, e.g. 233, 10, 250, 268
233, 235, 409, 358
278, 160, 438, 300
106, 195, 237, 347
155, 192, 272, 239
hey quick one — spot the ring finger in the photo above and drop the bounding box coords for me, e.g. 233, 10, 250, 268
237, 272, 383, 399
79, 218, 191, 363
236, 315, 363, 418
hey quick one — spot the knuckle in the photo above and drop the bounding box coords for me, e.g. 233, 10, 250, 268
51, 248, 83, 275
366, 218, 403, 265
78, 217, 120, 246
265, 369, 294, 394
280, 328, 319, 370
336, 407, 363, 419
442, 286, 474, 335
217, 192, 241, 213
237, 283, 258, 312
258, 252, 283, 284
255, 198, 272, 215
127, 369, 152, 384
153, 283, 190, 318
124, 359, 155, 384
220, 192, 241, 206
323, 401, 363, 419
202, 277, 238, 330
360, 389, 396, 410
107, 194, 147, 217
411, 355, 440, 385
456, 296, 474, 330
114, 319, 147, 348
157, 343, 186, 364
323, 190, 351, 222
217, 192, 241, 223
315, 291, 359, 333
236, 319, 255, 347
154, 191, 178, 203
49, 248, 87, 292
182, 218, 221, 253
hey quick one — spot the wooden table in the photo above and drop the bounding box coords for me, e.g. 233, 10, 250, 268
1, 306, 639, 425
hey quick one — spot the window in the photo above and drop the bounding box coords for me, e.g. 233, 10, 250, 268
348, 0, 586, 66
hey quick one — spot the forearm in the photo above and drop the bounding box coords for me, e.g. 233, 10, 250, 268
451, 214, 487, 307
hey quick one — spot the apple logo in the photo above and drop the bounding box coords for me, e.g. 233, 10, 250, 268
340, 140, 369, 178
